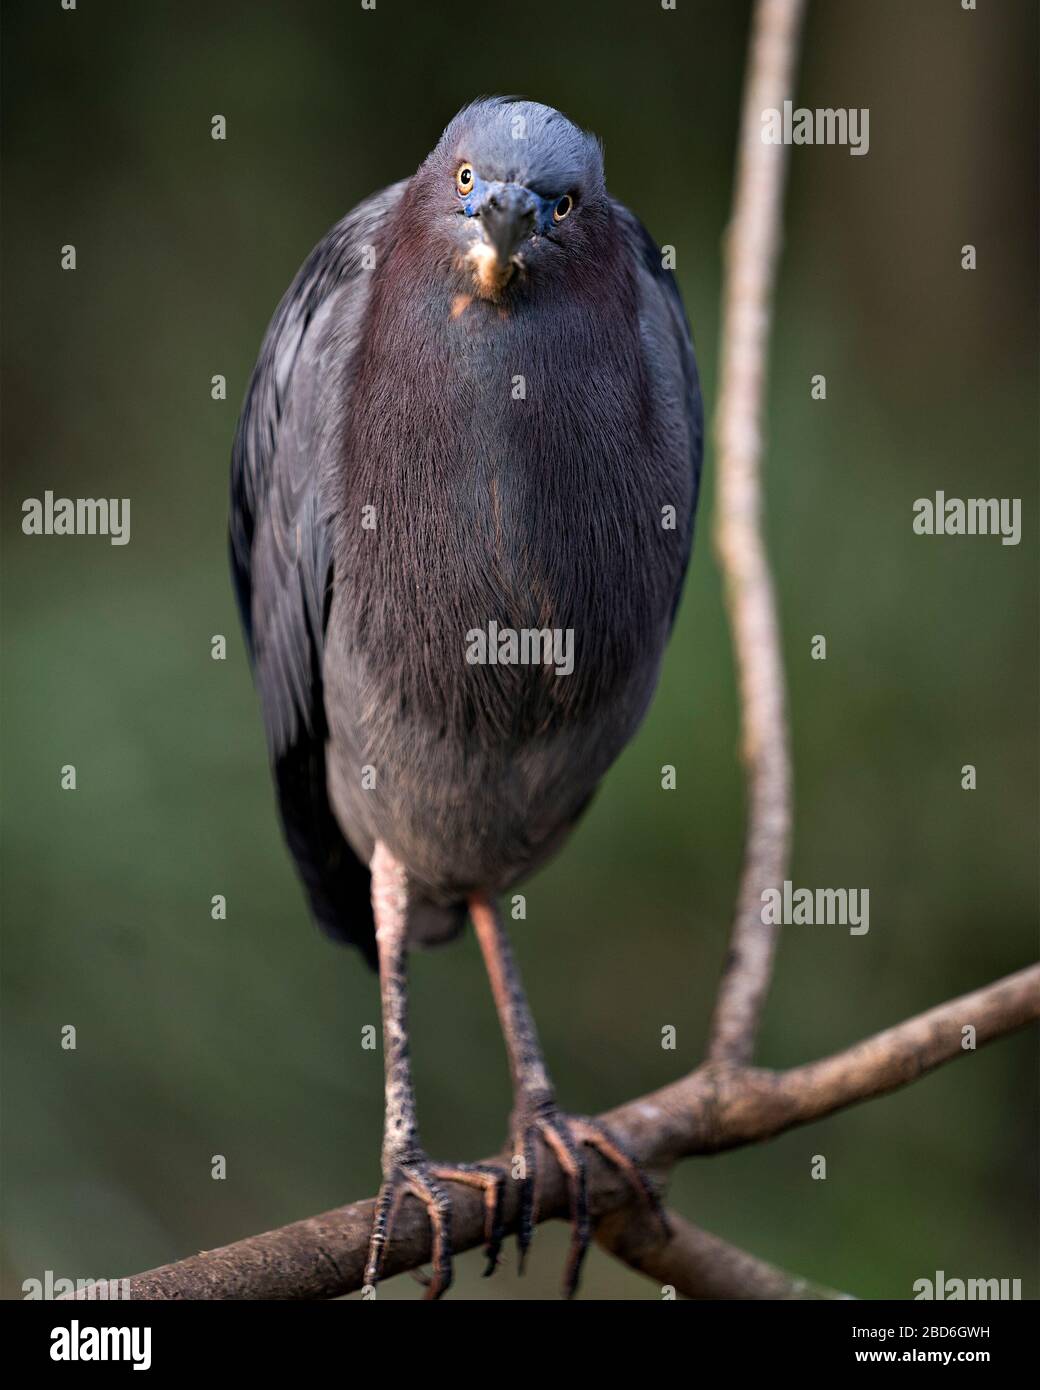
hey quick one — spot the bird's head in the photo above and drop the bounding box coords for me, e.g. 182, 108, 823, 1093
413, 97, 609, 303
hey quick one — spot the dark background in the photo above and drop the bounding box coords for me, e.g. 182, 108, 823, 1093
2, 0, 1037, 1299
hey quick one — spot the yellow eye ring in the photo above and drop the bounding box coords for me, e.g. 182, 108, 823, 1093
553, 194, 573, 222
456, 163, 475, 196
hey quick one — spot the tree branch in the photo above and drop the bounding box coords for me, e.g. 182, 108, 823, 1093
633, 962, 1040, 1161
707, 0, 806, 1067
595, 1207, 852, 1300
66, 964, 1038, 1299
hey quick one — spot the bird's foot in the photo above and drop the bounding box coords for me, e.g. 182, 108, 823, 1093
509, 1092, 666, 1298
364, 1153, 505, 1299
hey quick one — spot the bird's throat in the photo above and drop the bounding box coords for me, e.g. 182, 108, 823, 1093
462, 240, 516, 301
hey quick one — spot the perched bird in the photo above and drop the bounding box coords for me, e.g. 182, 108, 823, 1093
230, 97, 702, 1298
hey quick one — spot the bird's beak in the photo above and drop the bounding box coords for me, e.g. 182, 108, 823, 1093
460, 183, 538, 301
478, 184, 537, 270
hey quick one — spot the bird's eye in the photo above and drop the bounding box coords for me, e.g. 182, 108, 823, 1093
456, 163, 475, 196
553, 194, 574, 222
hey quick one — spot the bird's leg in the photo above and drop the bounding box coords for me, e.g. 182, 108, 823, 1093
469, 893, 664, 1297
363, 843, 504, 1298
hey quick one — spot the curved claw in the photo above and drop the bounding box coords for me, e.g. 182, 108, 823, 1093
537, 1114, 590, 1298
447, 1161, 506, 1277
364, 1161, 452, 1299
511, 1105, 666, 1299
570, 1115, 670, 1244
516, 1127, 539, 1273
364, 1158, 505, 1299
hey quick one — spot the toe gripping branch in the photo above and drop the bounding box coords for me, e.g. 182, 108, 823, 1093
364, 854, 664, 1299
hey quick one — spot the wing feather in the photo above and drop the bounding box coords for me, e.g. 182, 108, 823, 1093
611, 198, 704, 623
229, 182, 407, 964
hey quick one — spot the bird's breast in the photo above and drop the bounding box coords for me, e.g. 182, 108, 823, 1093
337, 288, 678, 728
323, 284, 685, 895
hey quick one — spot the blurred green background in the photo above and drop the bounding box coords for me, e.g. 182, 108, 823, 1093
2, 0, 1037, 1301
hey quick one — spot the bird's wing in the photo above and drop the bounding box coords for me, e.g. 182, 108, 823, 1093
611, 198, 705, 624
230, 181, 407, 965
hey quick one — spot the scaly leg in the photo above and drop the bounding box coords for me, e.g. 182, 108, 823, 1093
469, 893, 664, 1297
363, 843, 504, 1298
